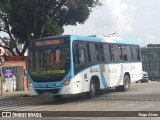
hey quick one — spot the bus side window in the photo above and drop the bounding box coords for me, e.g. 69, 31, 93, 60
73, 50, 76, 65
99, 44, 105, 62
122, 45, 128, 61
89, 43, 97, 63
126, 46, 132, 61
113, 45, 120, 62
109, 45, 114, 61
95, 43, 100, 62
118, 45, 123, 61
104, 44, 111, 62
87, 43, 91, 62
131, 46, 140, 61
77, 48, 86, 64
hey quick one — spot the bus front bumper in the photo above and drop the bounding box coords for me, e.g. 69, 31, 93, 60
33, 85, 71, 95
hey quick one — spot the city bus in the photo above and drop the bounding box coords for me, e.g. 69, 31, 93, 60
28, 35, 143, 100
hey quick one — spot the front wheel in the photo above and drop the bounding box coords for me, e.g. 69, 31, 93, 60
86, 80, 96, 98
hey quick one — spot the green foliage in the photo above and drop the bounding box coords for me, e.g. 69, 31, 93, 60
44, 20, 64, 36
147, 44, 160, 47
0, 0, 101, 56
0, 0, 11, 12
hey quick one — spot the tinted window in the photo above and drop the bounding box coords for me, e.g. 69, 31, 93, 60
113, 45, 120, 62
29, 47, 70, 77
131, 46, 140, 60
109, 45, 114, 61
77, 49, 86, 64
103, 44, 111, 62
118, 45, 123, 61
87, 43, 91, 62
88, 43, 97, 63
99, 44, 105, 62
122, 45, 128, 61
126, 46, 132, 61
95, 44, 100, 62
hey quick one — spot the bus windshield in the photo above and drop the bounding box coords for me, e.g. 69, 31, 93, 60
29, 47, 70, 82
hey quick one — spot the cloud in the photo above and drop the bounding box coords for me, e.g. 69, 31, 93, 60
101, 0, 136, 35
64, 0, 137, 36
138, 35, 159, 46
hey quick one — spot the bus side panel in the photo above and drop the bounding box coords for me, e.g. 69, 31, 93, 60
72, 65, 115, 93
60, 75, 90, 95
127, 62, 143, 83
60, 76, 84, 94
72, 65, 101, 93
61, 65, 110, 94
61, 62, 142, 95
103, 62, 143, 88
120, 62, 143, 84
103, 64, 122, 87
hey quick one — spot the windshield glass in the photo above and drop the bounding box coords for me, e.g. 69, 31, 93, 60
29, 47, 70, 82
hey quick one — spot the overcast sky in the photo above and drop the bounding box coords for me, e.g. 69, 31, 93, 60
64, 0, 160, 46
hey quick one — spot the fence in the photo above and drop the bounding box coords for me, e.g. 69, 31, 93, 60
141, 47, 160, 80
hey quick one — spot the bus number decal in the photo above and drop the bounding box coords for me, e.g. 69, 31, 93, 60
90, 68, 99, 73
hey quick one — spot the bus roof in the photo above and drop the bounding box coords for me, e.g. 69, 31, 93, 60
71, 35, 139, 45
32, 35, 139, 46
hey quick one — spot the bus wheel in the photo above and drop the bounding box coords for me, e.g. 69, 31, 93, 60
116, 75, 130, 92
53, 95, 63, 101
123, 75, 130, 91
86, 80, 96, 98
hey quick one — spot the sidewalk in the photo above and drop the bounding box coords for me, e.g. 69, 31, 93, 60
0, 90, 29, 100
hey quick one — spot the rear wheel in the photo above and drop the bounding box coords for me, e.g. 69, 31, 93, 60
53, 95, 63, 101
116, 74, 130, 92
123, 75, 130, 90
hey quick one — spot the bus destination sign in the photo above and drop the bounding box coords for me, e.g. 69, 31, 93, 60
35, 39, 63, 46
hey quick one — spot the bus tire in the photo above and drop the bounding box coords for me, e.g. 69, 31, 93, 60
86, 80, 96, 98
123, 74, 130, 91
116, 74, 130, 92
53, 95, 63, 101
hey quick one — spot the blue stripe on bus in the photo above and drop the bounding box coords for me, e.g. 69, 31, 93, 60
99, 65, 109, 88
73, 62, 141, 78
70, 36, 75, 78
70, 35, 102, 42
115, 39, 139, 45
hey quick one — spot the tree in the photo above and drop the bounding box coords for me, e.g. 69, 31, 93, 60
147, 44, 160, 47
0, 0, 101, 56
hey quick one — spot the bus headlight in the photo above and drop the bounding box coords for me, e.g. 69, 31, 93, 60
63, 77, 71, 86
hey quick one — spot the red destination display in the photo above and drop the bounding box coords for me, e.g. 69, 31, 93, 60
35, 40, 62, 46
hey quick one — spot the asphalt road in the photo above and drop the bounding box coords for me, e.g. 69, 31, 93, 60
0, 81, 160, 120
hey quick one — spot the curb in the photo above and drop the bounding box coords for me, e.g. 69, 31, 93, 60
93, 97, 160, 101
0, 93, 30, 101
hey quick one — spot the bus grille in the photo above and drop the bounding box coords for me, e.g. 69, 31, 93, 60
36, 89, 59, 94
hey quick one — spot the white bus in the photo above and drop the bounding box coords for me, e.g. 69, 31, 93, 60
28, 35, 143, 100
